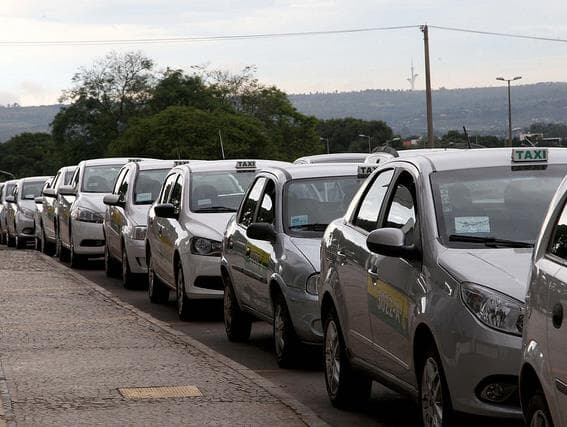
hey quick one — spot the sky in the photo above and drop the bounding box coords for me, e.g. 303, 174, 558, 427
1, 0, 567, 105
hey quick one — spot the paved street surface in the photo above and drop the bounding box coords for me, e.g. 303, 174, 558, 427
0, 247, 323, 426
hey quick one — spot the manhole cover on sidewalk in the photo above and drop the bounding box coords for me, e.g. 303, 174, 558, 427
118, 386, 202, 399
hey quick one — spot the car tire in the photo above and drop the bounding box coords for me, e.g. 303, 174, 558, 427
223, 277, 252, 342
526, 392, 554, 427
121, 245, 137, 289
148, 254, 169, 304
15, 235, 25, 249
7, 232, 16, 247
69, 232, 84, 268
273, 292, 300, 368
176, 263, 191, 321
104, 244, 120, 278
57, 233, 69, 262
418, 345, 454, 427
323, 307, 372, 408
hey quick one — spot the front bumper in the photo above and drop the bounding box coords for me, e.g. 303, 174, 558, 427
71, 220, 105, 256
124, 237, 147, 274
180, 253, 223, 300
16, 213, 35, 238
283, 286, 322, 344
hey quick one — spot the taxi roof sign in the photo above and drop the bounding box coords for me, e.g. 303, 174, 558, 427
236, 160, 256, 170
511, 148, 548, 162
358, 165, 378, 178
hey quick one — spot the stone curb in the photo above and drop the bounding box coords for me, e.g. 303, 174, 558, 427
40, 254, 328, 427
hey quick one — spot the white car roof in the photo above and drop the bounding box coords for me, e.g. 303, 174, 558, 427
78, 157, 151, 167
175, 159, 291, 173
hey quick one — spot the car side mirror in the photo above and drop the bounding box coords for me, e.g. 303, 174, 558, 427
246, 223, 277, 242
5, 195, 15, 203
103, 194, 124, 207
58, 185, 77, 196
366, 228, 419, 260
34, 196, 43, 204
154, 203, 178, 219
43, 188, 56, 198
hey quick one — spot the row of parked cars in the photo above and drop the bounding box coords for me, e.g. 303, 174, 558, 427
0, 148, 565, 426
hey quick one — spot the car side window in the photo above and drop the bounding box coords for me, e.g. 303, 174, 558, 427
353, 169, 394, 232
71, 168, 80, 188
117, 170, 130, 201
383, 173, 418, 246
113, 169, 127, 195
256, 179, 276, 224
168, 175, 183, 210
158, 173, 177, 204
548, 201, 567, 260
52, 172, 61, 189
239, 177, 266, 227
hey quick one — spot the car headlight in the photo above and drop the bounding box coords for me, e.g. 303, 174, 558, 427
130, 226, 147, 240
306, 273, 319, 296
20, 207, 35, 218
71, 207, 104, 224
191, 237, 222, 256
461, 282, 524, 336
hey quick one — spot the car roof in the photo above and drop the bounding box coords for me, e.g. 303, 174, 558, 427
136, 159, 199, 171
78, 157, 151, 167
59, 165, 77, 172
259, 163, 371, 180
388, 147, 567, 172
18, 176, 52, 183
293, 153, 370, 164
175, 159, 291, 173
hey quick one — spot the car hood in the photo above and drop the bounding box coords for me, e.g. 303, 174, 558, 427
76, 193, 107, 213
290, 237, 321, 272
187, 213, 235, 240
438, 248, 533, 301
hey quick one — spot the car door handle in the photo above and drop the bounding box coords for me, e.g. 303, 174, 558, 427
552, 303, 563, 329
367, 268, 380, 280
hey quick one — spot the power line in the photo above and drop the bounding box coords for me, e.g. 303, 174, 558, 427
0, 25, 420, 47
430, 25, 567, 43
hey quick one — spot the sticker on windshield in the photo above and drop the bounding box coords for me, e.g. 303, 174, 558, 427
136, 192, 152, 203
290, 215, 308, 227
197, 198, 212, 206
455, 216, 490, 234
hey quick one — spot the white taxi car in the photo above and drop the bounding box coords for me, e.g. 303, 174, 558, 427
319, 148, 567, 425
103, 160, 192, 288
57, 158, 146, 267
0, 180, 17, 245
146, 159, 289, 320
521, 172, 567, 427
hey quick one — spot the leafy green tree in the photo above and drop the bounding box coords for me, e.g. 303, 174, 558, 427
0, 133, 61, 179
317, 117, 393, 153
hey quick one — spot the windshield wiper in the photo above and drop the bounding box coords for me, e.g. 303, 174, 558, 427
289, 223, 328, 231
449, 234, 534, 248
193, 206, 236, 213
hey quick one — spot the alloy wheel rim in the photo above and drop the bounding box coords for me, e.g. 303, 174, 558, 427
531, 410, 550, 427
274, 303, 285, 356
148, 262, 155, 296
325, 320, 340, 396
224, 286, 232, 329
421, 357, 443, 427
177, 270, 184, 315
122, 250, 128, 282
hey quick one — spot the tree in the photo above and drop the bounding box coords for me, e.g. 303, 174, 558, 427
317, 118, 393, 153
0, 133, 61, 179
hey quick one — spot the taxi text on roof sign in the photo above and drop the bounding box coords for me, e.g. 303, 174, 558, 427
358, 165, 378, 178
511, 148, 548, 162
236, 160, 256, 170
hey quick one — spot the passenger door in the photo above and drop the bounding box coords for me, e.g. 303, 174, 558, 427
59, 168, 80, 247
44, 171, 61, 240
161, 173, 184, 286
106, 168, 129, 259
544, 202, 567, 424
335, 168, 394, 364
229, 177, 267, 309
368, 170, 421, 384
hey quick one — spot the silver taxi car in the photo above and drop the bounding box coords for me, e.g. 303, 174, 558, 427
0, 180, 17, 245
521, 173, 567, 427
5, 176, 51, 249
221, 163, 372, 366
146, 159, 289, 320
103, 160, 192, 288
57, 158, 146, 267
319, 148, 567, 425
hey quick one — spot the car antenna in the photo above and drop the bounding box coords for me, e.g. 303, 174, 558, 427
462, 126, 472, 149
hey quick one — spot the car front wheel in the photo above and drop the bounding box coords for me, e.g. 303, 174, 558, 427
273, 292, 299, 368
223, 278, 251, 342
526, 393, 553, 427
419, 346, 453, 427
148, 254, 169, 304
324, 307, 371, 408
176, 263, 191, 320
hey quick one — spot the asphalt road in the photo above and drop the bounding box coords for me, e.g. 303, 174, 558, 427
61, 257, 523, 427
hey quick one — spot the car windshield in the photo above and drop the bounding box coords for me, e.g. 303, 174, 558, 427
134, 169, 169, 204
285, 176, 364, 235
189, 170, 255, 212
431, 165, 566, 248
81, 165, 123, 193
21, 181, 44, 200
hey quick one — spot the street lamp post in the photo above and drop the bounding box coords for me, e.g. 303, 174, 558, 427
319, 137, 330, 154
496, 76, 522, 147
358, 134, 371, 153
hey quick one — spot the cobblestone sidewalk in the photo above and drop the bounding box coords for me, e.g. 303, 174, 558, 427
0, 248, 325, 426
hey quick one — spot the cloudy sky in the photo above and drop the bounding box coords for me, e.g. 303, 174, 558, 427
1, 0, 566, 105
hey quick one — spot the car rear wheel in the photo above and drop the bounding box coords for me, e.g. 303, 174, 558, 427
223, 278, 252, 342
527, 393, 553, 427
273, 292, 300, 368
323, 307, 371, 408
419, 345, 453, 427
176, 263, 191, 320
148, 254, 168, 304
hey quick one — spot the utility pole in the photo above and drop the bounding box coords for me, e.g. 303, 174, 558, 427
421, 25, 434, 148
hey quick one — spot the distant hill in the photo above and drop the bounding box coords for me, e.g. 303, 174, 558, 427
0, 104, 61, 142
289, 82, 567, 136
